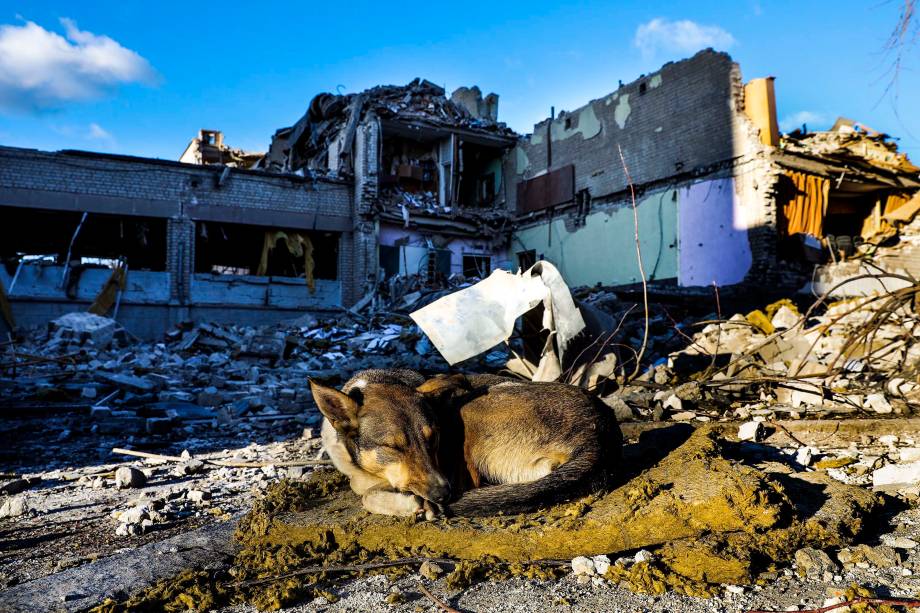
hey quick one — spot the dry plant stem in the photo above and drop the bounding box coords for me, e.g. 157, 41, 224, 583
617, 144, 650, 382
714, 272, 912, 381
418, 582, 462, 613
565, 304, 636, 385
111, 447, 332, 468
504, 340, 535, 378
703, 281, 723, 378
747, 595, 920, 613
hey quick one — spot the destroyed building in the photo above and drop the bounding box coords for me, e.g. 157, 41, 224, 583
178, 129, 262, 169
2, 49, 919, 338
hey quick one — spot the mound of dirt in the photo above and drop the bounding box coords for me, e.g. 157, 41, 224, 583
99, 426, 884, 610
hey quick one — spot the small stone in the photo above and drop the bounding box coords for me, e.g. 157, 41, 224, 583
634, 549, 655, 564
174, 459, 205, 476
879, 434, 900, 446
725, 585, 745, 595
873, 462, 920, 491
670, 411, 696, 422
865, 393, 893, 414
187, 489, 211, 503
794, 547, 837, 578
881, 535, 918, 550
795, 446, 815, 467
600, 395, 635, 422
419, 560, 444, 580
662, 394, 682, 413
571, 556, 595, 576
118, 504, 149, 524
738, 421, 765, 442
859, 544, 900, 568
592, 555, 611, 575
771, 305, 799, 331
114, 466, 147, 489
287, 466, 307, 479
0, 496, 29, 518
81, 386, 97, 399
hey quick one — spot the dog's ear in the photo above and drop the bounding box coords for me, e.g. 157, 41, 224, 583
309, 379, 359, 433
416, 373, 470, 404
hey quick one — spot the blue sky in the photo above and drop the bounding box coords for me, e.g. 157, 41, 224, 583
0, 1, 918, 160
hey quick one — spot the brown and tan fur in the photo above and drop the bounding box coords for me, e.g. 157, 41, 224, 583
309, 369, 621, 518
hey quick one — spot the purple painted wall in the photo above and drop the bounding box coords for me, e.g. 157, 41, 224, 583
678, 178, 752, 287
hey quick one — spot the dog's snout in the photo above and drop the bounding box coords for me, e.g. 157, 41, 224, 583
428, 478, 451, 504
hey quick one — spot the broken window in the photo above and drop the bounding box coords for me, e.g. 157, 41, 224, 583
462, 254, 491, 278
456, 141, 503, 208
0, 207, 167, 275
517, 249, 537, 270
378, 243, 450, 285
380, 134, 441, 210
194, 222, 338, 280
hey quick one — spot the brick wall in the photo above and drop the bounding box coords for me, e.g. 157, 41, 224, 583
0, 147, 352, 219
506, 50, 741, 212
505, 49, 785, 288
345, 116, 382, 305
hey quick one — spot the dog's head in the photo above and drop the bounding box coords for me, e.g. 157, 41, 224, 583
309, 373, 469, 505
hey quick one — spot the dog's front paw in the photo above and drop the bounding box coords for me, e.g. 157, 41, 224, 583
422, 499, 445, 521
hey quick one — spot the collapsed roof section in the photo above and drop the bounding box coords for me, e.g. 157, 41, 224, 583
179, 130, 263, 169
781, 118, 920, 177
255, 78, 516, 177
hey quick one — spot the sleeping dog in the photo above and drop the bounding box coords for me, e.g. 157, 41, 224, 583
308, 369, 621, 517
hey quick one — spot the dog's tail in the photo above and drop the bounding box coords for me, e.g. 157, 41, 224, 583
447, 447, 606, 517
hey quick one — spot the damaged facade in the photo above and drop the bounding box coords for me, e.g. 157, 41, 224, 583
0, 148, 353, 337
3, 49, 919, 337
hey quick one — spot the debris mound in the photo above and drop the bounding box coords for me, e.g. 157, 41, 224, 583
106, 427, 881, 610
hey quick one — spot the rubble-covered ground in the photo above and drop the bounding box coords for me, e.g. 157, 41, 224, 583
2, 271, 920, 612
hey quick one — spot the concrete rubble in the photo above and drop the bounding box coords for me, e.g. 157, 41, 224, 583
2, 255, 920, 613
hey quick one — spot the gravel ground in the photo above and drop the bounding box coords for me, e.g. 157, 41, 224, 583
216, 500, 920, 613
0, 411, 322, 589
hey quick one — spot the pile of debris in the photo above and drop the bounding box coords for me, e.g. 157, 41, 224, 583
256, 78, 514, 175
783, 119, 919, 173
640, 281, 920, 423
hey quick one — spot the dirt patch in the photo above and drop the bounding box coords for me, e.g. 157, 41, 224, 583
97, 427, 884, 610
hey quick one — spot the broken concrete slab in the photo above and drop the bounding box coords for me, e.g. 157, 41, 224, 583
0, 520, 237, 612
94, 372, 156, 394
873, 461, 920, 492
49, 312, 119, 348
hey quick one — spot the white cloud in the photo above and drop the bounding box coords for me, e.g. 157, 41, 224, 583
0, 18, 157, 112
634, 18, 736, 58
779, 111, 829, 133
87, 122, 112, 140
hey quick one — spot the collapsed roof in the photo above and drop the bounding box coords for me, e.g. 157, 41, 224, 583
255, 78, 515, 175
782, 118, 920, 174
